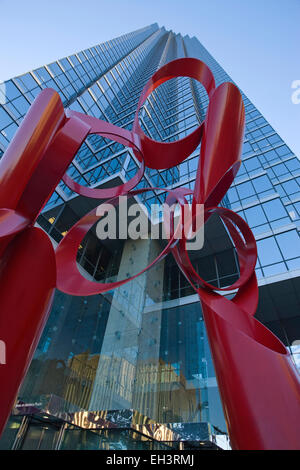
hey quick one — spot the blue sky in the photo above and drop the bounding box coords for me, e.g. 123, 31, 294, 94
1, 0, 299, 156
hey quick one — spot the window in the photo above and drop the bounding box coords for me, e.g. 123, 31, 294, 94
0, 107, 13, 128
244, 205, 267, 227
263, 149, 278, 163
227, 187, 239, 204
180, 161, 188, 176
286, 159, 300, 172
261, 125, 273, 135
236, 181, 255, 199
16, 73, 39, 92
257, 138, 269, 150
257, 237, 283, 266
282, 179, 299, 195
276, 145, 292, 157
244, 157, 261, 172
10, 96, 30, 116
0, 80, 21, 103
262, 199, 287, 221
242, 141, 252, 155
2, 122, 18, 140
216, 250, 238, 278
263, 263, 286, 277
268, 134, 282, 145
273, 164, 288, 177
237, 162, 247, 176
276, 231, 300, 260
252, 175, 273, 193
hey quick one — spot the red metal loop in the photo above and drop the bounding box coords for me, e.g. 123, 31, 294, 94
56, 187, 186, 296
132, 58, 215, 169
62, 112, 145, 199
172, 206, 257, 293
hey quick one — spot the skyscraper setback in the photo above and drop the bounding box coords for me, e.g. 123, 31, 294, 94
0, 23, 300, 450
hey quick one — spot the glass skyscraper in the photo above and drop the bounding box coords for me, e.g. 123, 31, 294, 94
0, 23, 300, 450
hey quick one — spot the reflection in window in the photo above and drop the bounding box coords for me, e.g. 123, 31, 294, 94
257, 237, 283, 267
236, 181, 255, 199
244, 156, 261, 173
291, 341, 300, 371
244, 205, 267, 227
276, 231, 300, 260
262, 199, 287, 221
252, 175, 273, 193
263, 263, 286, 277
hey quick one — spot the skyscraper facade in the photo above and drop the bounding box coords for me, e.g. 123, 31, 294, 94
0, 23, 300, 450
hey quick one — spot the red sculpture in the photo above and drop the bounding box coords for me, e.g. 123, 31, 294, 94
0, 58, 299, 449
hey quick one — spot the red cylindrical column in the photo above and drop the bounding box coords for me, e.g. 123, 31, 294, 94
0, 227, 56, 434
200, 290, 300, 449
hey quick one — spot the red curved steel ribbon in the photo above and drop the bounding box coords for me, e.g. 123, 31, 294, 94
56, 187, 185, 296
0, 227, 56, 434
0, 209, 30, 239
132, 58, 215, 170
62, 113, 145, 199
0, 58, 299, 449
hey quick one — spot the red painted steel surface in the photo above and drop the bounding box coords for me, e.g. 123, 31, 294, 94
0, 58, 299, 448
0, 227, 56, 434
